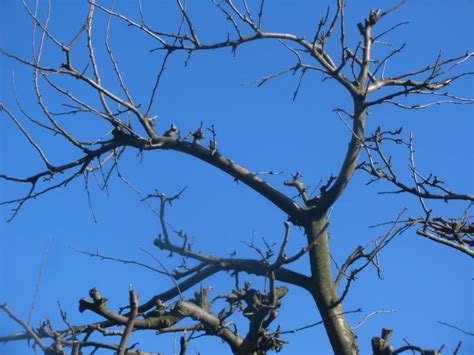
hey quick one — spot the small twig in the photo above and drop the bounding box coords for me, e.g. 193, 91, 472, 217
71, 246, 167, 275
437, 320, 474, 336
352, 309, 395, 330
277, 308, 362, 335
139, 247, 184, 300
28, 237, 52, 325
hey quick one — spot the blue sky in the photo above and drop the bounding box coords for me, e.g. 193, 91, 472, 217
1, 1, 473, 354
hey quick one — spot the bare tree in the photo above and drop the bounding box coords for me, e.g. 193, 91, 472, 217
1, 1, 472, 354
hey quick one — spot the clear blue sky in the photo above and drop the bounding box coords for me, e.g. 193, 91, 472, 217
1, 1, 473, 354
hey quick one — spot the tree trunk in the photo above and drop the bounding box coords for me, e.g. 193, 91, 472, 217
306, 218, 358, 354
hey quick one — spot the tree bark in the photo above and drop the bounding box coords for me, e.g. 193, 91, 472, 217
306, 218, 358, 355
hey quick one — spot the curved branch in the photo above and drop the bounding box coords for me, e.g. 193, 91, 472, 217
315, 102, 367, 214
154, 238, 311, 290
151, 137, 305, 222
